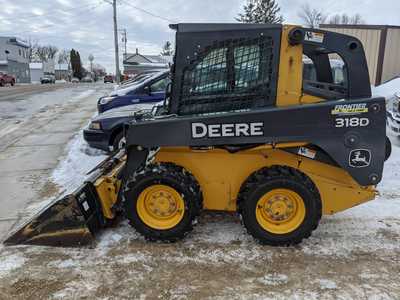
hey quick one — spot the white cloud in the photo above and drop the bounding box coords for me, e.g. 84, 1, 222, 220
0, 0, 399, 72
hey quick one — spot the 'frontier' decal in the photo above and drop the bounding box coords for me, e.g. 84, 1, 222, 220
191, 122, 264, 139
331, 103, 368, 115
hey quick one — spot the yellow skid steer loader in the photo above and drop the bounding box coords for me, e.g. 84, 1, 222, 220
4, 24, 391, 247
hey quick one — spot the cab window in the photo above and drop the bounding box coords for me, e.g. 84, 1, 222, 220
302, 53, 348, 100
150, 77, 169, 92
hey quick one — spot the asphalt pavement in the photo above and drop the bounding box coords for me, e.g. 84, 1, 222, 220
0, 83, 111, 241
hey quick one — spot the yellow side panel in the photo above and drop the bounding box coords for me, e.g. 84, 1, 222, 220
276, 25, 304, 107
93, 161, 124, 219
276, 25, 324, 106
155, 147, 376, 215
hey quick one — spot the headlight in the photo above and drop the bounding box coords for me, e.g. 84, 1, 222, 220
89, 121, 101, 130
99, 96, 115, 105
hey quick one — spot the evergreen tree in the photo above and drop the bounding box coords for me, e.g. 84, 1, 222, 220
236, 0, 283, 24
70, 49, 83, 79
160, 41, 173, 56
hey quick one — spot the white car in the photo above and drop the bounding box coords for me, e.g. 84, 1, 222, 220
372, 77, 400, 136
386, 93, 400, 135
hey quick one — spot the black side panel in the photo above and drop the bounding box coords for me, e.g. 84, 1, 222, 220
302, 28, 371, 99
126, 97, 386, 186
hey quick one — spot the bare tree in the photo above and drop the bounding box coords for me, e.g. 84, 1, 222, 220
350, 13, 365, 24
298, 4, 327, 28
57, 49, 70, 65
36, 45, 58, 62
27, 37, 39, 62
329, 13, 365, 25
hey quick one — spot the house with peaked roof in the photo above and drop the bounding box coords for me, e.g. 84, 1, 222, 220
123, 49, 172, 76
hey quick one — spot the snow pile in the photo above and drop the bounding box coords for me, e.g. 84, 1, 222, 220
0, 252, 26, 278
258, 273, 289, 286
372, 77, 400, 99
51, 131, 106, 193
318, 279, 337, 290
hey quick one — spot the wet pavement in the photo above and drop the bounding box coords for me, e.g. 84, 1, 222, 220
0, 83, 111, 241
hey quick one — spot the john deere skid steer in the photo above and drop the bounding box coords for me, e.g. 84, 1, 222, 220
4, 24, 391, 247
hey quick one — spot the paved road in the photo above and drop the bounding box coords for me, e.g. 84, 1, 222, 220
0, 83, 67, 101
0, 83, 111, 240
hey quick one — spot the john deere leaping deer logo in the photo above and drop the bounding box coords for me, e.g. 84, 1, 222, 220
349, 149, 371, 168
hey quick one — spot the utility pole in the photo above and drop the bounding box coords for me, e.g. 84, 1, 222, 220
122, 29, 127, 57
112, 0, 120, 84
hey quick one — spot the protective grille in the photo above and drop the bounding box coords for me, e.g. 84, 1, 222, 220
178, 36, 275, 115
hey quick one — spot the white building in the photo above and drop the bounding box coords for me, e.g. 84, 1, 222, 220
29, 61, 55, 83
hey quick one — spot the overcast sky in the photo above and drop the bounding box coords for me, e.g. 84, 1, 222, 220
0, 0, 399, 72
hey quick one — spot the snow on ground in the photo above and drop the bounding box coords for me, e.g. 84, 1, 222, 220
0, 121, 399, 298
0, 251, 26, 278
51, 130, 106, 194
372, 77, 400, 99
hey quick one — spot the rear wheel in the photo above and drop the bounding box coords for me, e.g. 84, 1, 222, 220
10, 80, 15, 86
238, 166, 321, 246
124, 163, 202, 242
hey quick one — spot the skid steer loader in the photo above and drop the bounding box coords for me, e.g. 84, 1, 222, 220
4, 24, 391, 247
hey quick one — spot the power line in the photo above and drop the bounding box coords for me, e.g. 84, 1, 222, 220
119, 0, 178, 23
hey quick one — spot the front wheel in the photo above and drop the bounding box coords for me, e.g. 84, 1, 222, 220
238, 166, 322, 246
123, 163, 202, 242
112, 132, 126, 152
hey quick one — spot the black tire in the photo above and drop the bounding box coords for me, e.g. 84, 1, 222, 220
385, 136, 392, 161
10, 80, 15, 86
112, 132, 126, 151
123, 163, 202, 242
238, 166, 322, 246
0, 80, 4, 87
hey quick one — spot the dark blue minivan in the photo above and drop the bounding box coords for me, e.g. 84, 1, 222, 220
97, 70, 169, 113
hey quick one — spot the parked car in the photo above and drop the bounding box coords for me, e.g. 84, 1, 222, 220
373, 77, 400, 136
81, 76, 93, 83
104, 75, 114, 83
83, 103, 159, 152
386, 93, 400, 135
118, 69, 163, 87
41, 73, 56, 84
0, 72, 15, 86
97, 70, 170, 113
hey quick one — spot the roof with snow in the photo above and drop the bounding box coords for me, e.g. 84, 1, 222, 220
29, 62, 43, 70
0, 36, 30, 48
124, 53, 172, 66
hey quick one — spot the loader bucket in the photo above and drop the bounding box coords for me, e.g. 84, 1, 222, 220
4, 182, 104, 247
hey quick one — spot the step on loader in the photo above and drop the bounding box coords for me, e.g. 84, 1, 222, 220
4, 24, 391, 247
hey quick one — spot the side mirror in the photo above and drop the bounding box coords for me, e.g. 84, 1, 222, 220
143, 86, 151, 95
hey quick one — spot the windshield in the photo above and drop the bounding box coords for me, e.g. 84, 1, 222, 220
121, 73, 152, 86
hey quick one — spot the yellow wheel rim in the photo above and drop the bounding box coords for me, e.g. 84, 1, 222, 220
137, 184, 185, 230
255, 188, 306, 234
